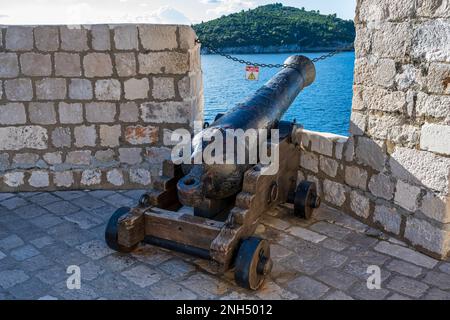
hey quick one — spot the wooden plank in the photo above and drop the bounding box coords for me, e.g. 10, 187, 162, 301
118, 208, 145, 248
144, 208, 223, 250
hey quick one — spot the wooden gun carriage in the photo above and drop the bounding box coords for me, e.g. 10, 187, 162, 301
105, 56, 321, 290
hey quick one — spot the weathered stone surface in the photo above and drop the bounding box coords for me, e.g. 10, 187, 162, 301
29, 171, 50, 188
394, 180, 421, 212
29, 103, 57, 125
307, 131, 337, 157
43, 152, 62, 165
138, 25, 177, 50
124, 78, 149, 100
345, 165, 368, 190
107, 169, 124, 186
323, 180, 347, 207
0, 153, 10, 171
34, 26, 59, 51
55, 53, 81, 76
75, 125, 97, 147
20, 53, 52, 76
412, 19, 450, 63
85, 102, 116, 123
66, 150, 91, 166
350, 112, 367, 136
372, 22, 413, 58
100, 125, 121, 147
420, 192, 449, 223
395, 65, 422, 91
95, 149, 115, 163
138, 52, 189, 74
60, 26, 88, 51
344, 138, 355, 162
0, 126, 47, 151
5, 26, 33, 50
387, 276, 429, 298
51, 127, 71, 148
81, 169, 102, 186
355, 137, 386, 172
54, 171, 74, 187
374, 58, 397, 88
36, 79, 67, 100
387, 125, 420, 148
390, 147, 450, 194
178, 26, 197, 50
404, 217, 450, 256
115, 53, 136, 77
129, 168, 151, 185
3, 172, 25, 187
84, 53, 113, 78
426, 63, 450, 94
319, 156, 338, 178
152, 77, 175, 100
113, 26, 138, 50
416, 93, 450, 123
373, 205, 401, 234
420, 124, 450, 155
140, 101, 192, 124
5, 79, 33, 101
69, 79, 93, 100
368, 173, 395, 200
335, 138, 347, 160
119, 102, 139, 122
350, 191, 371, 218
58, 102, 83, 124
0, 53, 19, 78
95, 79, 121, 101
300, 151, 319, 173
13, 153, 39, 169
368, 114, 404, 140
125, 126, 158, 145
91, 25, 111, 51
374, 241, 438, 269
119, 148, 142, 165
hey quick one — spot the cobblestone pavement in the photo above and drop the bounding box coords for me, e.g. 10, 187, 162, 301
0, 190, 450, 300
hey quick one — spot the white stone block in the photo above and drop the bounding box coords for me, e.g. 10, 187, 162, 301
394, 180, 421, 212
373, 205, 401, 235
350, 191, 371, 218
420, 123, 450, 155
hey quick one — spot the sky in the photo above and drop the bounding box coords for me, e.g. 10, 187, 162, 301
0, 0, 356, 25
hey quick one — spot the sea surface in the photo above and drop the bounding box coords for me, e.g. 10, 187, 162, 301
201, 51, 355, 136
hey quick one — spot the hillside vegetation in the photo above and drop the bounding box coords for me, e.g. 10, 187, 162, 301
193, 3, 355, 51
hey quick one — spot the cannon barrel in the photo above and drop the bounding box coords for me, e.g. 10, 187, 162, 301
177, 55, 316, 214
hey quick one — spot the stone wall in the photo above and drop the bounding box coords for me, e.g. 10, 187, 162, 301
295, 0, 450, 259
0, 24, 202, 191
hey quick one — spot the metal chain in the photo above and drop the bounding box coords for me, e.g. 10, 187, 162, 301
195, 38, 354, 68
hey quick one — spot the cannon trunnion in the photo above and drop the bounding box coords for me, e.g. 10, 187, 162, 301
104, 55, 321, 290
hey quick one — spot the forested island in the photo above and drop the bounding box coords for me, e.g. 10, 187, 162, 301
193, 3, 355, 54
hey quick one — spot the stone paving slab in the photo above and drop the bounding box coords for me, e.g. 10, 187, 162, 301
0, 190, 449, 300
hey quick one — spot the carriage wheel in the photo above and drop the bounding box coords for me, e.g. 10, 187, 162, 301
293, 181, 321, 220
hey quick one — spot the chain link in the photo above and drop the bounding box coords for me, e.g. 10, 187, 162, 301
195, 38, 354, 68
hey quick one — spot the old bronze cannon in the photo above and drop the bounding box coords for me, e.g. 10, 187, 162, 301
105, 55, 321, 290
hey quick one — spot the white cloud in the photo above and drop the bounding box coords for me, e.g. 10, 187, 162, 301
205, 0, 256, 16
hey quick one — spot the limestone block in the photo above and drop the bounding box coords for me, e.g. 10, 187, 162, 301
55, 53, 81, 76
355, 137, 386, 172
344, 138, 355, 162
34, 26, 59, 51
372, 22, 412, 59
416, 93, 450, 123
178, 26, 198, 50
404, 216, 450, 256
130, 168, 151, 185
139, 25, 177, 50
5, 26, 33, 50
100, 125, 121, 147
85, 102, 116, 123
319, 156, 339, 178
412, 19, 450, 63
323, 179, 347, 207
125, 125, 159, 145
107, 169, 124, 186
91, 25, 111, 51
394, 180, 421, 212
308, 132, 336, 157
4, 172, 25, 187
60, 26, 88, 51
20, 53, 52, 76
29, 102, 56, 125
35, 78, 67, 100
0, 126, 48, 151
416, 0, 450, 18
420, 192, 450, 223
81, 169, 102, 186
114, 26, 138, 50
368, 114, 404, 140
138, 52, 189, 74
84, 53, 113, 78
59, 102, 83, 124
387, 125, 420, 148
13, 153, 39, 169
115, 53, 136, 77
5, 79, 33, 101
373, 205, 402, 235
95, 79, 121, 101
420, 124, 450, 155
345, 165, 368, 190
95, 150, 115, 163
335, 137, 348, 160
29, 171, 49, 188
124, 78, 149, 100
390, 147, 450, 194
51, 127, 71, 148
152, 77, 175, 100
54, 171, 74, 187
350, 191, 371, 218
141, 101, 192, 124
43, 152, 62, 165
66, 150, 91, 166
0, 154, 10, 171
119, 102, 139, 122
369, 173, 395, 200
426, 63, 450, 94
374, 58, 396, 88
350, 112, 367, 136
0, 53, 19, 78
69, 79, 93, 100
74, 125, 97, 147
119, 148, 142, 165
300, 151, 319, 173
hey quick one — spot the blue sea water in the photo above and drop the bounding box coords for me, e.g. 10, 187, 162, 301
201, 51, 355, 136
